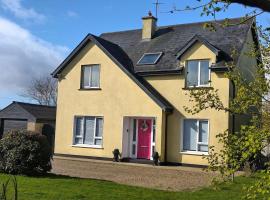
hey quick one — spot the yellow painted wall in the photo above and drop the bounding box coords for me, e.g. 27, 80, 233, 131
146, 42, 230, 165
54, 42, 164, 159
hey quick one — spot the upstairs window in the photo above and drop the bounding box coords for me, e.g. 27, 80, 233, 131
82, 65, 100, 88
186, 60, 210, 87
137, 52, 162, 65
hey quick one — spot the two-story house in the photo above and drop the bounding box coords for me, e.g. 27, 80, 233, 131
52, 14, 257, 166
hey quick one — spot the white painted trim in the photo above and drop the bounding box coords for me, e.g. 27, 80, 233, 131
73, 116, 104, 147
180, 118, 210, 154
71, 144, 103, 149
180, 151, 209, 156
127, 117, 155, 160
82, 64, 100, 88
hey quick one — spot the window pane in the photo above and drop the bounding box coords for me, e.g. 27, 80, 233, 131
75, 138, 83, 144
83, 66, 91, 87
199, 121, 208, 143
91, 65, 100, 87
132, 144, 136, 155
75, 118, 84, 136
94, 139, 102, 146
133, 119, 137, 142
152, 119, 156, 143
200, 61, 209, 85
138, 53, 161, 65
183, 120, 197, 151
198, 144, 208, 152
187, 61, 199, 87
84, 117, 95, 145
95, 118, 103, 137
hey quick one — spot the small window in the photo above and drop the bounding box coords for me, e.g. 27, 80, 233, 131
186, 60, 210, 87
74, 116, 103, 146
81, 65, 100, 88
183, 119, 209, 152
137, 52, 162, 65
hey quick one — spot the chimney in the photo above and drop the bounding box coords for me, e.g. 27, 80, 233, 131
142, 11, 157, 40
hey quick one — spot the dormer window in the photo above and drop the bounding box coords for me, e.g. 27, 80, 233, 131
186, 60, 210, 87
137, 52, 162, 65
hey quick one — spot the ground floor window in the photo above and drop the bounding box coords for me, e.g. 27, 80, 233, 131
74, 116, 103, 146
183, 119, 209, 152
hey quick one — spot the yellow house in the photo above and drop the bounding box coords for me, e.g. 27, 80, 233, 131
52, 14, 257, 166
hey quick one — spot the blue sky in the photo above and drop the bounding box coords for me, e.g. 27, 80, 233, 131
0, 0, 269, 109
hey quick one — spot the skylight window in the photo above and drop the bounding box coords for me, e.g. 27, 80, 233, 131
137, 52, 162, 65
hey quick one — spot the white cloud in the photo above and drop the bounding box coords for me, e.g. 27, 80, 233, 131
0, 0, 45, 22
67, 11, 78, 18
0, 16, 68, 94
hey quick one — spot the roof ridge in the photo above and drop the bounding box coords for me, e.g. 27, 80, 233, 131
13, 101, 56, 108
100, 17, 247, 36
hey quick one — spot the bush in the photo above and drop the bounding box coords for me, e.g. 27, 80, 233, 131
0, 130, 52, 175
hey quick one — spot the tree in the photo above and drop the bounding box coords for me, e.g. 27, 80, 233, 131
22, 75, 57, 106
172, 1, 270, 199
168, 0, 269, 29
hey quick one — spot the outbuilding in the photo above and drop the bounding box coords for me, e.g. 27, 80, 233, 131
0, 101, 56, 147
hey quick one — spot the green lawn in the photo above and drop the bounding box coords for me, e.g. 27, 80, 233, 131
0, 173, 259, 200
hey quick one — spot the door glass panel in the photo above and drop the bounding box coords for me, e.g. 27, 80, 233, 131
187, 61, 199, 87
133, 119, 137, 142
200, 61, 209, 85
132, 144, 136, 155
152, 119, 156, 143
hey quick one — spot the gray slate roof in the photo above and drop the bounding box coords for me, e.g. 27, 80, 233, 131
14, 102, 56, 120
101, 17, 254, 73
52, 17, 255, 113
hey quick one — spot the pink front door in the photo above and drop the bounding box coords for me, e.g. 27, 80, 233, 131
137, 119, 152, 159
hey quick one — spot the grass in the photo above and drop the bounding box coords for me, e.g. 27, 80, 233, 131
0, 173, 260, 200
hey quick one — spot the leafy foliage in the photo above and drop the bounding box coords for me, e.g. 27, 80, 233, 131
0, 130, 52, 175
185, 24, 270, 198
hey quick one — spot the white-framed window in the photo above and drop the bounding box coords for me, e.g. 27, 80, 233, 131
74, 116, 103, 147
81, 64, 100, 88
182, 119, 209, 153
186, 60, 210, 87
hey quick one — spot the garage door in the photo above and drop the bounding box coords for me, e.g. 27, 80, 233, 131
3, 120, 27, 135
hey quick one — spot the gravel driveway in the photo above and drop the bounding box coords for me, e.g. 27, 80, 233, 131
52, 156, 214, 191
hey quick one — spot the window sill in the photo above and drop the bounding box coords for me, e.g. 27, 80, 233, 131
180, 151, 209, 156
71, 144, 103, 149
182, 86, 213, 90
79, 88, 101, 91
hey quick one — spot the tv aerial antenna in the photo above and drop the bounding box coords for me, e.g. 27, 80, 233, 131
153, 0, 163, 19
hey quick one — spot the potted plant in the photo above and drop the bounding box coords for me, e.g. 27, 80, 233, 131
112, 148, 121, 162
153, 152, 160, 166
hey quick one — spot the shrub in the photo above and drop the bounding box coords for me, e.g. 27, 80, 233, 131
0, 130, 52, 175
